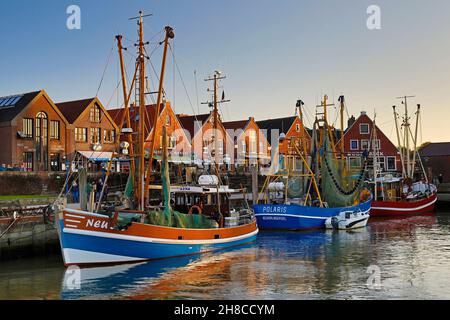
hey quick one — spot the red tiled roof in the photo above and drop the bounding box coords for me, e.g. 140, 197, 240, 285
56, 98, 95, 123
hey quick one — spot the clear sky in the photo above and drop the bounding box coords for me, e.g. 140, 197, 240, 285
1, 0, 450, 143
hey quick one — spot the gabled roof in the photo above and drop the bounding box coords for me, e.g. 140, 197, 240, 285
223, 119, 251, 132
257, 116, 304, 145
177, 113, 212, 138
0, 91, 41, 123
56, 98, 96, 123
419, 142, 450, 157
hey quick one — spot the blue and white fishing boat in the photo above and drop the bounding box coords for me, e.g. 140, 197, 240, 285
254, 96, 372, 231
254, 199, 371, 230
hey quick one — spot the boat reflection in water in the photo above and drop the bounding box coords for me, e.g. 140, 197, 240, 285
60, 214, 446, 300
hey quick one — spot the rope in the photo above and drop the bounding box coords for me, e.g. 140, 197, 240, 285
0, 217, 20, 239
95, 42, 115, 97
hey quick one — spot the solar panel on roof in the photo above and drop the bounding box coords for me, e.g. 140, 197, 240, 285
8, 96, 22, 106
0, 95, 23, 108
0, 99, 8, 107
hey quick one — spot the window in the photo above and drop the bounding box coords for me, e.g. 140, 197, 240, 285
50, 153, 60, 171
360, 123, 370, 134
249, 131, 257, 155
104, 129, 115, 143
166, 115, 171, 126
35, 112, 48, 171
22, 118, 33, 138
90, 105, 101, 123
75, 128, 87, 142
90, 128, 101, 144
361, 140, 370, 151
387, 156, 397, 171
377, 156, 386, 170
348, 157, 361, 169
50, 120, 60, 140
296, 124, 301, 132
169, 135, 176, 149
22, 152, 33, 172
350, 140, 359, 150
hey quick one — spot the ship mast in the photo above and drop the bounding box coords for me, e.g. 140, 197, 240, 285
338, 96, 345, 161
202, 71, 230, 174
396, 95, 415, 179
144, 26, 174, 205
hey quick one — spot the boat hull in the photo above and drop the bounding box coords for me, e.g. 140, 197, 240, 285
58, 209, 258, 266
371, 193, 437, 217
253, 199, 372, 231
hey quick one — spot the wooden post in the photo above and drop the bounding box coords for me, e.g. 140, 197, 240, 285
251, 165, 258, 205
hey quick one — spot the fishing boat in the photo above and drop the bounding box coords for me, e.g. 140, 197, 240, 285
369, 98, 437, 217
253, 96, 372, 231
54, 12, 257, 267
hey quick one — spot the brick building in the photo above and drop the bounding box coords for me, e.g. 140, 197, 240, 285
108, 101, 192, 163
419, 142, 450, 183
178, 112, 233, 167
339, 111, 401, 172
257, 116, 311, 155
0, 90, 68, 172
57, 97, 119, 165
223, 117, 271, 168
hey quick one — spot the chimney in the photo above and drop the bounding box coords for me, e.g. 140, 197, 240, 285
348, 115, 356, 128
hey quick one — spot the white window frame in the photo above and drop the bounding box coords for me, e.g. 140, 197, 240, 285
361, 139, 370, 150
360, 123, 370, 135
350, 139, 359, 151
387, 156, 397, 171
348, 157, 361, 169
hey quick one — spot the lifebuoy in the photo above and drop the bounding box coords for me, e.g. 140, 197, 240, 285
188, 205, 202, 215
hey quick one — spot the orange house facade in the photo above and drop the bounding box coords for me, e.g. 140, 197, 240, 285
340, 111, 401, 172
257, 116, 311, 155
223, 117, 271, 168
0, 90, 68, 172
57, 98, 119, 165
108, 101, 192, 163
178, 112, 233, 167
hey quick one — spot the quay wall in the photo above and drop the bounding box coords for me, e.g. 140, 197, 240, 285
0, 217, 59, 261
0, 172, 130, 196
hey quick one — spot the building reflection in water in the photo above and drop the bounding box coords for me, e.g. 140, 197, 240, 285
58, 213, 450, 300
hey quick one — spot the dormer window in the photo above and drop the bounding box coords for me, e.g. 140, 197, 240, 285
360, 123, 370, 135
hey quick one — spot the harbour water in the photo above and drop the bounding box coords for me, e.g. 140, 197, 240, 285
1, 210, 450, 300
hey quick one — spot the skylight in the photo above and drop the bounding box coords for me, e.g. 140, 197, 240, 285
0, 95, 24, 108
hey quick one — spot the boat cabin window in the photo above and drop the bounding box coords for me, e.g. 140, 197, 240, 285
176, 195, 185, 206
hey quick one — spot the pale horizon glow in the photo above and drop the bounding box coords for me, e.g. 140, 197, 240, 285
1, 0, 450, 143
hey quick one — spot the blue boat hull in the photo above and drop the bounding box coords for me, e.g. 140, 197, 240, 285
253, 199, 372, 231
58, 220, 258, 266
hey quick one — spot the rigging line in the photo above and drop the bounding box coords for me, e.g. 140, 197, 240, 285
95, 42, 115, 97
194, 70, 200, 115
105, 54, 136, 109
168, 42, 201, 125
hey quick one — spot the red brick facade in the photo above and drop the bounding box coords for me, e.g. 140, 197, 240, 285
340, 112, 401, 172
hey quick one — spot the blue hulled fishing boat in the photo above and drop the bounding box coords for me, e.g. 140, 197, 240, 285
253, 96, 372, 231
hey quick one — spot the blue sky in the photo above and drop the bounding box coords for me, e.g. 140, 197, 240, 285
1, 0, 450, 142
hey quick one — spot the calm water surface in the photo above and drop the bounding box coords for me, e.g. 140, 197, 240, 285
1, 211, 450, 300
